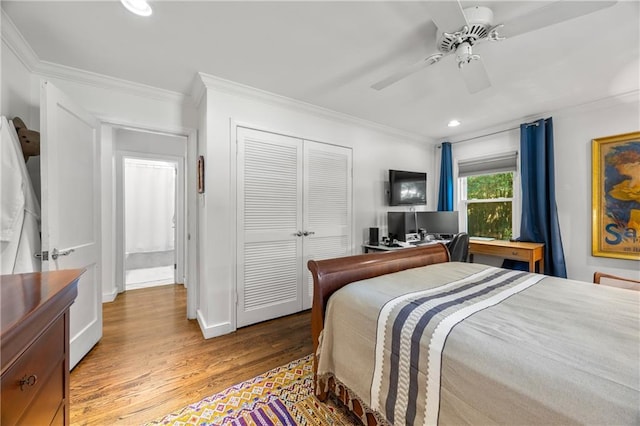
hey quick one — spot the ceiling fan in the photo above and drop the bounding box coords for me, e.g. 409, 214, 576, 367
371, 1, 617, 93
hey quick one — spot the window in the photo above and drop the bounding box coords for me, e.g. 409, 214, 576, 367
457, 152, 519, 240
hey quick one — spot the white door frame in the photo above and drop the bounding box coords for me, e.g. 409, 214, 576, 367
102, 121, 198, 320
116, 151, 185, 291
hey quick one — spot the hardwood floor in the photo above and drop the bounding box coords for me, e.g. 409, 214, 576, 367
70, 284, 313, 425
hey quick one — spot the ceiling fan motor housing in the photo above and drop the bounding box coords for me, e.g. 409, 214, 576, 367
437, 6, 494, 53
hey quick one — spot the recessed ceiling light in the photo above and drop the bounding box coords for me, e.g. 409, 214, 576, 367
121, 0, 152, 17
448, 119, 461, 127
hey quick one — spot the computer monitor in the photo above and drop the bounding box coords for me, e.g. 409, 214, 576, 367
387, 212, 414, 241
416, 211, 459, 237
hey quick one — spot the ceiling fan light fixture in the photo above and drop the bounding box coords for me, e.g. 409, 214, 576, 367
121, 0, 152, 17
455, 42, 480, 69
448, 120, 461, 127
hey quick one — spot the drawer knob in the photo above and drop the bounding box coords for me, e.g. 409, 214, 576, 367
512, 251, 519, 255
19, 374, 37, 391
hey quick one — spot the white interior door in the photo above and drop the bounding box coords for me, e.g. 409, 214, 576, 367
236, 127, 303, 327
302, 141, 352, 310
40, 81, 101, 369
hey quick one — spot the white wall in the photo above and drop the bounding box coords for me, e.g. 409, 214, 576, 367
195, 77, 434, 337
553, 92, 639, 282
443, 91, 640, 281
1, 40, 34, 124
1, 40, 41, 198
115, 127, 188, 156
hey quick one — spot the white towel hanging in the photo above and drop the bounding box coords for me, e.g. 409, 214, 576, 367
0, 116, 41, 274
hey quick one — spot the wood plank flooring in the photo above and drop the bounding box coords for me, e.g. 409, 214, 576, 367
70, 284, 312, 425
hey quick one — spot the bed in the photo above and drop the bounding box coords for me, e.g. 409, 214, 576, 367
308, 244, 639, 425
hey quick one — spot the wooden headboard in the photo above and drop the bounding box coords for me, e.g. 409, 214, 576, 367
307, 244, 450, 357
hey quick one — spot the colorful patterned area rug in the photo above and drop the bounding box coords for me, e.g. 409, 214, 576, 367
146, 354, 359, 426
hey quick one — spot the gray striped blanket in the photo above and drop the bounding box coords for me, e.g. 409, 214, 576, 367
370, 267, 543, 425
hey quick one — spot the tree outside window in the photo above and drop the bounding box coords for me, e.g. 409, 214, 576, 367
461, 172, 514, 240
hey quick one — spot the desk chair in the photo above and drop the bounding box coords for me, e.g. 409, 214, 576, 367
447, 232, 469, 262
593, 272, 640, 291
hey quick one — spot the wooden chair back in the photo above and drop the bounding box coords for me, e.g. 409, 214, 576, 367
593, 272, 640, 291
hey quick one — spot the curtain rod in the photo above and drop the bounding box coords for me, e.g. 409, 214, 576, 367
438, 120, 540, 147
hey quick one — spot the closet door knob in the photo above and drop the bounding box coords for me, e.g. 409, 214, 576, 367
303, 231, 315, 236
294, 231, 303, 237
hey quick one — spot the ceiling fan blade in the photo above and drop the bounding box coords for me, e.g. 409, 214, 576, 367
501, 1, 617, 39
425, 0, 468, 32
460, 58, 491, 94
371, 53, 444, 90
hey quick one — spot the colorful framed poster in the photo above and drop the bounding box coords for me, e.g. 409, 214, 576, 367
592, 131, 640, 260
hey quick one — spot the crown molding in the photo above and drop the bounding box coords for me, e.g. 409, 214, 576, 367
552, 89, 639, 116
443, 89, 640, 145
1, 9, 38, 71
2, 9, 191, 106
195, 72, 429, 144
191, 72, 207, 107
33, 59, 191, 104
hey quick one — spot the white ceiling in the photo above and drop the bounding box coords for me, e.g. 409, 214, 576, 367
3, 1, 639, 139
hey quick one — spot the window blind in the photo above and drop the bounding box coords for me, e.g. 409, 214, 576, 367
458, 151, 518, 177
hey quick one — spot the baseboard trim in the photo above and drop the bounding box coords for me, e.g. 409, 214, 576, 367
102, 289, 118, 303
196, 309, 234, 339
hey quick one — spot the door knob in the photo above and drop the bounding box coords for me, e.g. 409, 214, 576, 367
51, 248, 75, 260
294, 231, 303, 237
303, 231, 315, 236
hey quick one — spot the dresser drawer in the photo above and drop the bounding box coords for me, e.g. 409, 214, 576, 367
1, 315, 65, 425
13, 363, 64, 426
51, 398, 65, 426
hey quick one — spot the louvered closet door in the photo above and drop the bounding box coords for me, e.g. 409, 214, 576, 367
237, 128, 303, 327
303, 141, 353, 310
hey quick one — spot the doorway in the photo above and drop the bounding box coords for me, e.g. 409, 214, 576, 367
123, 157, 178, 290
114, 128, 187, 300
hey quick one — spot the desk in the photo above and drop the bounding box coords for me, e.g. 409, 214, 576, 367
469, 240, 544, 273
363, 241, 446, 253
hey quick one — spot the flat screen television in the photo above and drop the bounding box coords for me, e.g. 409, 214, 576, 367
389, 169, 427, 206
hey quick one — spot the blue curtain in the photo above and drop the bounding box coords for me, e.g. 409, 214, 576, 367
518, 117, 567, 277
437, 142, 453, 211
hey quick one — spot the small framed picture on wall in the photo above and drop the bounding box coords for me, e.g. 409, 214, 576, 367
197, 155, 205, 194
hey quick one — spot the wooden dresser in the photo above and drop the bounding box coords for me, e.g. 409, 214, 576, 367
1, 269, 82, 426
